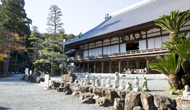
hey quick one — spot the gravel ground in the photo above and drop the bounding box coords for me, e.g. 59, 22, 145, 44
0, 74, 108, 110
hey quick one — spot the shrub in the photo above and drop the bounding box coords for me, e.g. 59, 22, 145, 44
54, 66, 61, 75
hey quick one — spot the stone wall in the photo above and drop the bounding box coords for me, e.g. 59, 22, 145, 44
51, 81, 180, 110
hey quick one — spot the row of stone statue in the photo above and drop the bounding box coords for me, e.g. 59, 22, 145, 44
71, 72, 149, 92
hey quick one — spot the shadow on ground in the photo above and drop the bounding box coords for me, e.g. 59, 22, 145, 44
0, 106, 11, 110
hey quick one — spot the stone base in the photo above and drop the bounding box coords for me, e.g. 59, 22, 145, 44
176, 98, 190, 110
181, 96, 190, 101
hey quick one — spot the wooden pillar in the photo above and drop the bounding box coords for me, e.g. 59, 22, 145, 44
102, 40, 103, 55
146, 31, 148, 49
101, 62, 104, 73
119, 37, 121, 53
109, 61, 112, 73
118, 60, 121, 73
83, 63, 85, 73
87, 63, 89, 73
146, 58, 150, 74
136, 59, 139, 69
94, 62, 96, 73
79, 64, 81, 73
88, 44, 89, 57
127, 60, 129, 69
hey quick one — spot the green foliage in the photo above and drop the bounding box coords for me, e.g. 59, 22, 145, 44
8, 63, 14, 72
162, 33, 190, 62
54, 66, 61, 75
141, 90, 145, 93
169, 86, 173, 90
148, 53, 183, 77
170, 91, 175, 95
154, 10, 190, 33
0, 0, 32, 37
28, 26, 44, 63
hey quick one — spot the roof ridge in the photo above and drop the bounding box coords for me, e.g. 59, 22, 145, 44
110, 0, 156, 17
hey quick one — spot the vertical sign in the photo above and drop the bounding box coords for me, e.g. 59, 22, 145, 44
30, 70, 32, 75
25, 68, 28, 75
45, 75, 49, 89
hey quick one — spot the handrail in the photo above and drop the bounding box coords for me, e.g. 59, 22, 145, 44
67, 48, 168, 61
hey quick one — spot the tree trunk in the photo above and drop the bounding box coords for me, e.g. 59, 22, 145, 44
3, 51, 10, 75
15, 50, 18, 65
181, 60, 190, 80
169, 31, 177, 41
36, 63, 39, 76
168, 74, 183, 90
51, 61, 54, 76
61, 62, 63, 75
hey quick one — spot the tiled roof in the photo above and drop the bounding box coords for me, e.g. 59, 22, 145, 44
65, 0, 190, 45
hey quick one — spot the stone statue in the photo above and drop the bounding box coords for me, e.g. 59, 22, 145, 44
133, 85, 139, 92
78, 75, 81, 84
134, 76, 139, 86
98, 75, 101, 86
81, 79, 85, 85
114, 80, 119, 89
102, 78, 106, 87
85, 72, 89, 81
114, 72, 119, 88
106, 76, 112, 88
125, 81, 132, 91
118, 80, 125, 90
181, 85, 190, 101
91, 75, 95, 85
95, 79, 100, 86
85, 73, 90, 85
142, 77, 149, 91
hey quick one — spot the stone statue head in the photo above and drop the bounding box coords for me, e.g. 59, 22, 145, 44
127, 82, 130, 85
115, 72, 118, 76
185, 85, 190, 92
143, 77, 146, 80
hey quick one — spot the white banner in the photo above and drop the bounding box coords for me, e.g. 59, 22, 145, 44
45, 75, 49, 89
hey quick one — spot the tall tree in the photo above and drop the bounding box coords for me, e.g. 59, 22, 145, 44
154, 10, 190, 41
0, 0, 32, 74
28, 26, 44, 75
46, 5, 63, 76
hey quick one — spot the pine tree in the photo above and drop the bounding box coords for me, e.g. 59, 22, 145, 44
28, 26, 44, 75
46, 5, 63, 76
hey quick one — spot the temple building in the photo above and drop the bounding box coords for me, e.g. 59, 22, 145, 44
63, 0, 190, 74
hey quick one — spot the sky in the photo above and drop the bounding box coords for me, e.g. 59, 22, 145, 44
24, 0, 142, 35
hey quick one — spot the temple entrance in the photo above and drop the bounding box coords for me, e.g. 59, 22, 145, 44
126, 41, 139, 50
